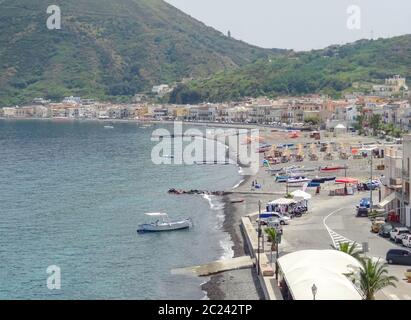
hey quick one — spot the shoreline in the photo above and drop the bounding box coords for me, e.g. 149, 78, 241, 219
201, 172, 265, 300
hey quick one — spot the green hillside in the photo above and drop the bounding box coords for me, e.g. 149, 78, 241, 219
169, 35, 411, 104
0, 0, 276, 106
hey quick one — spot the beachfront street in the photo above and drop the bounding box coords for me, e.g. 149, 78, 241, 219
225, 130, 411, 301
280, 191, 411, 300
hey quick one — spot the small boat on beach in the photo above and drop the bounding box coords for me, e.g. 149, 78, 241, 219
231, 199, 245, 204
311, 176, 336, 183
275, 175, 289, 183
287, 177, 312, 185
137, 213, 192, 233
320, 166, 348, 172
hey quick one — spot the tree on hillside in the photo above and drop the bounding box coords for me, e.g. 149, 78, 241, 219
370, 114, 382, 136
354, 114, 365, 135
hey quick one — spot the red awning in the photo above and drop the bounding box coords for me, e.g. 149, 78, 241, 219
335, 178, 359, 184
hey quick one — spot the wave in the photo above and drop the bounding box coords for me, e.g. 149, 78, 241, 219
219, 237, 234, 260
232, 179, 244, 190
202, 194, 225, 211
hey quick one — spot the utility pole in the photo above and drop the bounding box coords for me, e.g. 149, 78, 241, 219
257, 200, 262, 275
275, 237, 279, 280
370, 150, 373, 208
401, 148, 405, 223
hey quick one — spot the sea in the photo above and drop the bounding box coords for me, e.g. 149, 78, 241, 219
0, 119, 242, 299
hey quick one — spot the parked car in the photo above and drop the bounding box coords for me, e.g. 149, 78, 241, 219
386, 249, 411, 266
402, 234, 411, 248
365, 180, 381, 190
267, 213, 291, 225
390, 227, 411, 243
379, 223, 394, 238
371, 220, 386, 233
258, 212, 291, 226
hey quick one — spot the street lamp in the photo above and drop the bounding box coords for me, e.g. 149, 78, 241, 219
257, 200, 262, 275
311, 284, 317, 300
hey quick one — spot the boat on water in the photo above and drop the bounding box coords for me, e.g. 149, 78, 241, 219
104, 124, 114, 129
137, 213, 192, 233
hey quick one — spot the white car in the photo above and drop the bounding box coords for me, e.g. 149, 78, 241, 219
269, 213, 291, 225
402, 234, 411, 248
390, 227, 411, 243
259, 212, 291, 225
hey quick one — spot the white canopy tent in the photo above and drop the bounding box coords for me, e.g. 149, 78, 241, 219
269, 198, 297, 206
278, 250, 363, 300
290, 190, 312, 200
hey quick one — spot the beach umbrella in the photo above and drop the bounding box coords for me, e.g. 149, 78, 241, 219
270, 144, 277, 156
335, 178, 358, 184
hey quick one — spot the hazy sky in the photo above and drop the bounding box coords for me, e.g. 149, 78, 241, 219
165, 0, 411, 51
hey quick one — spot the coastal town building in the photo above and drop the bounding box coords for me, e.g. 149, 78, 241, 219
152, 84, 171, 97
372, 75, 409, 97
382, 142, 411, 228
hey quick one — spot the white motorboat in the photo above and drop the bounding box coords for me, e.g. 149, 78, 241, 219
137, 213, 192, 233
286, 177, 312, 186
104, 125, 114, 129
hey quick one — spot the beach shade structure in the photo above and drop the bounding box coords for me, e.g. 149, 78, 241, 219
291, 190, 312, 200
351, 148, 359, 155
277, 250, 363, 300
335, 178, 359, 184
269, 198, 298, 206
269, 144, 277, 157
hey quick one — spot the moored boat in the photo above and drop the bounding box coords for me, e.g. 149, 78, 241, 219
137, 213, 192, 233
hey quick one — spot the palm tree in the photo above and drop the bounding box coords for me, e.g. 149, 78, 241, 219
337, 242, 363, 260
355, 258, 398, 300
265, 227, 278, 265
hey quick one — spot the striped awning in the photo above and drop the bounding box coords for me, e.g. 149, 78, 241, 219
377, 193, 396, 208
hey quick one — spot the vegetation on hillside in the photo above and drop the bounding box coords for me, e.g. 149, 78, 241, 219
0, 0, 276, 106
169, 35, 411, 104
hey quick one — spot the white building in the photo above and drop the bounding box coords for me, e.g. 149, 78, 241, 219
152, 84, 170, 96
63, 96, 81, 104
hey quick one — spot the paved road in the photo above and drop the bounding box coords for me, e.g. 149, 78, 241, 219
281, 190, 411, 300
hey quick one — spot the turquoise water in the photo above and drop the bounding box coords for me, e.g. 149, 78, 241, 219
0, 120, 240, 299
